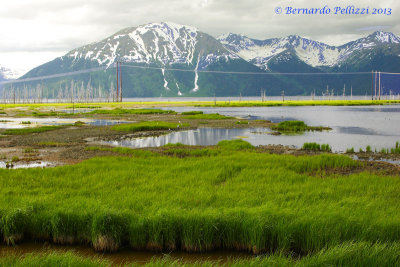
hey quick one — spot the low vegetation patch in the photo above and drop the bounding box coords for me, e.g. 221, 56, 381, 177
217, 139, 254, 150
32, 111, 67, 117
111, 121, 188, 132
38, 141, 68, 147
183, 113, 233, 120
380, 141, 400, 154
198, 99, 400, 108
3, 125, 64, 135
181, 111, 203, 115
271, 120, 330, 133
89, 108, 175, 115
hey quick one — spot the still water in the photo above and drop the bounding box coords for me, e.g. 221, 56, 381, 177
0, 118, 127, 129
0, 242, 251, 266
104, 105, 400, 152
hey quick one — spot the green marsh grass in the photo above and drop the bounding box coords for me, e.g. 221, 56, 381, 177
302, 143, 331, 152
3, 125, 64, 135
88, 108, 175, 115
31, 111, 70, 117
197, 99, 400, 108
2, 99, 400, 110
183, 113, 233, 120
111, 121, 189, 132
181, 111, 203, 115
2, 140, 397, 256
271, 121, 329, 132
217, 139, 254, 150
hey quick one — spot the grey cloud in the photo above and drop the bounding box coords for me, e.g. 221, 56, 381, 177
1, 0, 400, 70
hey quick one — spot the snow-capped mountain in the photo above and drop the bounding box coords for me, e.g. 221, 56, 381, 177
218, 33, 340, 70
17, 25, 400, 97
22, 22, 264, 97
218, 31, 400, 71
65, 22, 238, 70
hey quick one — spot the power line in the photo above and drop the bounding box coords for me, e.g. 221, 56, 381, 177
1, 63, 400, 86
120, 64, 376, 75
0, 66, 108, 85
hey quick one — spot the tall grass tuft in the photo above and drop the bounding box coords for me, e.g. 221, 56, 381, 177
91, 212, 128, 252
302, 142, 331, 152
0, 208, 31, 245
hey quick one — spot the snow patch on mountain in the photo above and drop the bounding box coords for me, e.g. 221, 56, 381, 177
161, 68, 170, 91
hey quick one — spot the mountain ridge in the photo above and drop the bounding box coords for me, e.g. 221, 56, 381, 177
218, 31, 400, 71
13, 23, 400, 97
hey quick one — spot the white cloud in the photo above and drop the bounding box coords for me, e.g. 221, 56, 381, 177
0, 0, 399, 74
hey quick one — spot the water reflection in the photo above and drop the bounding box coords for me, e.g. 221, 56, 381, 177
336, 127, 378, 135
0, 118, 128, 128
160, 105, 400, 152
103, 128, 263, 148
0, 161, 53, 169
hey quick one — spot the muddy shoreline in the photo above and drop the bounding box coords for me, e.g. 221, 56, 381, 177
0, 111, 399, 174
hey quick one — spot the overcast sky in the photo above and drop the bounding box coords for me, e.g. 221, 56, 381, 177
0, 0, 399, 75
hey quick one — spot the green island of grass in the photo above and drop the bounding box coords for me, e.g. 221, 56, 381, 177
271, 120, 330, 133
183, 113, 233, 120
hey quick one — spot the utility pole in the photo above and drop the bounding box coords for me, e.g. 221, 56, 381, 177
116, 62, 119, 103
374, 71, 377, 100
119, 62, 123, 102
350, 86, 353, 100
371, 71, 373, 101
343, 84, 346, 99
281, 90, 285, 102
378, 71, 381, 100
